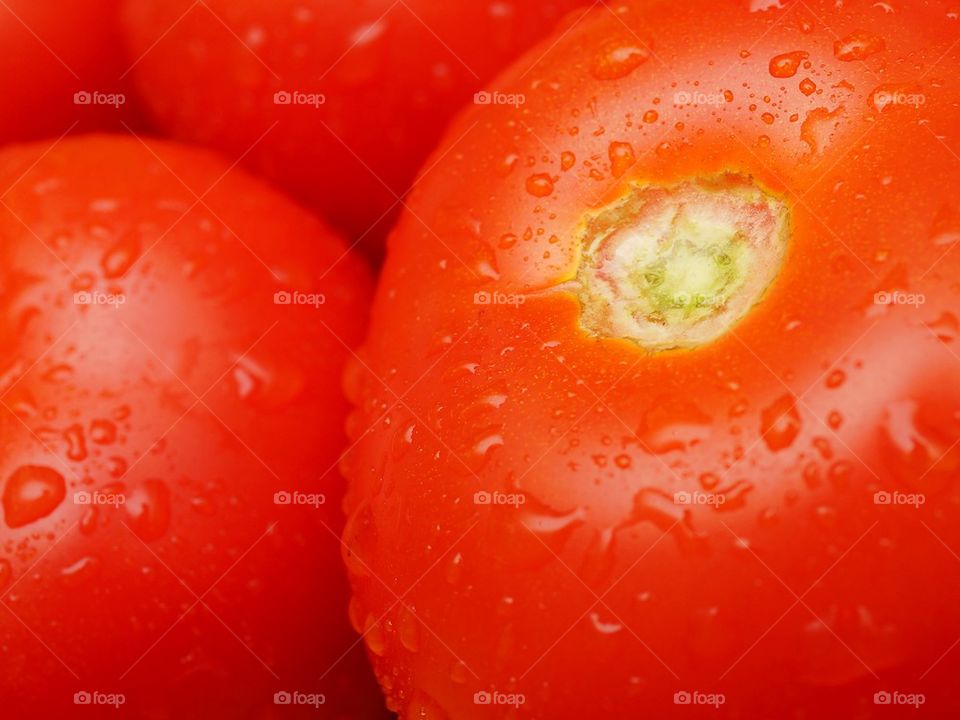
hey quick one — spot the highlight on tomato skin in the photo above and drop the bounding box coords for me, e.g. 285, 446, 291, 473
341, 0, 960, 717
119, 0, 594, 249
0, 135, 388, 719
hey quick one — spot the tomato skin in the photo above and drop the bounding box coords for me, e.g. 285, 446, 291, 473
0, 1, 144, 142
343, 1, 960, 717
0, 136, 385, 718
120, 0, 590, 247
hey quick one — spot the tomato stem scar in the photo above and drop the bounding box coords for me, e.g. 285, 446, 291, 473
575, 175, 790, 351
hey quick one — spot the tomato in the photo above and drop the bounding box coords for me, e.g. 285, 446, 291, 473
341, 1, 960, 717
0, 136, 385, 718
0, 1, 143, 143
120, 0, 591, 249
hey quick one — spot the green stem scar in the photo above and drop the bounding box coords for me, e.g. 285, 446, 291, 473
575, 175, 790, 351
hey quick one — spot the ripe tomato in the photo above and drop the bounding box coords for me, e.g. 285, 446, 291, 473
342, 1, 960, 717
120, 0, 590, 248
0, 136, 385, 718
0, 1, 143, 142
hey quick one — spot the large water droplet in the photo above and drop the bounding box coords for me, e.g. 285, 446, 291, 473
760, 394, 802, 451
834, 30, 886, 61
2, 465, 66, 528
124, 479, 171, 541
769, 50, 808, 78
591, 39, 650, 80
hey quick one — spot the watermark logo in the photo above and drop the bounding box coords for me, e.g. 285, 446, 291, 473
674, 690, 726, 708
74, 691, 125, 708
873, 91, 926, 109
273, 90, 325, 108
74, 91, 126, 108
474, 290, 526, 307
474, 490, 526, 508
874, 691, 925, 708
274, 491, 326, 508
674, 491, 726, 508
473, 690, 526, 708
74, 490, 125, 507
273, 691, 326, 707
874, 491, 925, 508
274, 290, 326, 308
674, 91, 726, 106
74, 291, 125, 307
874, 291, 925, 308
474, 91, 526, 108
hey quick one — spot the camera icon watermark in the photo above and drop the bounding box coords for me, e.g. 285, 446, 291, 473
674, 690, 726, 708
274, 490, 326, 508
473, 290, 526, 307
74, 691, 126, 708
874, 291, 925, 308
674, 491, 726, 508
473, 690, 526, 708
273, 290, 326, 308
74, 91, 126, 108
474, 490, 526, 508
74, 490, 126, 507
273, 690, 326, 707
873, 491, 925, 508
74, 291, 126, 307
474, 90, 526, 108
273, 90, 325, 108
873, 690, 925, 707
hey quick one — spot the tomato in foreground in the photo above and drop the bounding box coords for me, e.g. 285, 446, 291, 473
120, 0, 590, 247
0, 135, 384, 718
342, 1, 960, 717
0, 1, 143, 143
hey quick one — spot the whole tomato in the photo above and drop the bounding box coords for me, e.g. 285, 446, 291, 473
0, 1, 143, 142
342, 0, 960, 717
0, 135, 384, 718
120, 0, 591, 249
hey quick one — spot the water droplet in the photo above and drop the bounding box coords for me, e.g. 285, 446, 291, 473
826, 369, 847, 388
761, 395, 802, 451
101, 234, 141, 279
90, 419, 117, 444
927, 313, 958, 343
589, 611, 623, 634
0, 559, 10, 590
800, 105, 844, 156
591, 39, 650, 80
526, 173, 555, 197
124, 479, 171, 541
799, 78, 817, 96
560, 151, 576, 171
497, 233, 517, 249
769, 50, 809, 78
2, 466, 66, 528
363, 613, 386, 656
399, 608, 421, 652
61, 556, 96, 577
608, 141, 636, 178
834, 30, 886, 61
637, 399, 711, 454
761, 112, 775, 125
64, 424, 87, 461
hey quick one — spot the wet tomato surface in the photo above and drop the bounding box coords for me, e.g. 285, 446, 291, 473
342, 1, 960, 717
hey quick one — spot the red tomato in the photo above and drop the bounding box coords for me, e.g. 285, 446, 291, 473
0, 136, 385, 718
120, 0, 591, 249
342, 1, 960, 717
0, 1, 143, 142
